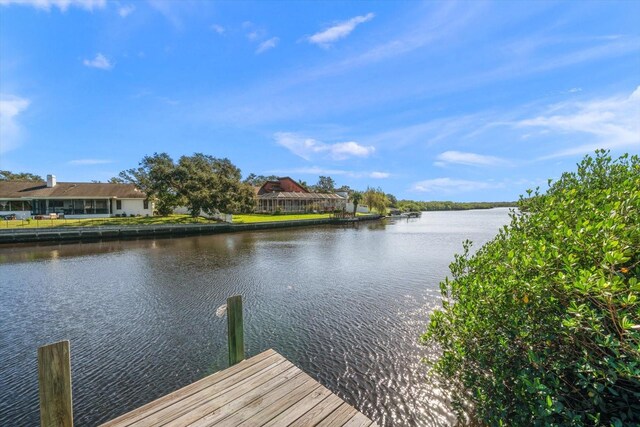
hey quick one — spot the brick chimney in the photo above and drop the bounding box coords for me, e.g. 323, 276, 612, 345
47, 174, 56, 188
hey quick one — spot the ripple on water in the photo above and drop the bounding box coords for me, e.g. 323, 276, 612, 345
0, 209, 511, 426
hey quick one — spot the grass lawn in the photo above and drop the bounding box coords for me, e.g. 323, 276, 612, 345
0, 213, 337, 229
232, 213, 334, 223
0, 214, 217, 229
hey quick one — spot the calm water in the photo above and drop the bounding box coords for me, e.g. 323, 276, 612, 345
0, 209, 510, 426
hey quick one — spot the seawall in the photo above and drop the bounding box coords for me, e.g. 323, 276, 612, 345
0, 215, 382, 244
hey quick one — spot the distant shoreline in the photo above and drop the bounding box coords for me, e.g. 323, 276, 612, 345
398, 201, 517, 212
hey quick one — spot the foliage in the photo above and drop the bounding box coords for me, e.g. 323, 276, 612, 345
119, 153, 254, 216
243, 173, 278, 186
423, 151, 640, 426
364, 187, 389, 214
118, 153, 181, 216
397, 200, 516, 212
386, 193, 398, 208
175, 154, 254, 216
351, 191, 363, 215
0, 170, 43, 181
314, 175, 336, 193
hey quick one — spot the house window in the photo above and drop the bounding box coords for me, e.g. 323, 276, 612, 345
143, 199, 149, 209
116, 200, 122, 210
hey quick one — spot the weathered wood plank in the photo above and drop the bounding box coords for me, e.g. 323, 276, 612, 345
175, 366, 304, 427
101, 350, 281, 427
38, 340, 74, 427
161, 363, 297, 426
316, 402, 358, 426
220, 372, 319, 426
287, 393, 345, 426
259, 384, 335, 426
101, 349, 375, 427
342, 411, 375, 427
227, 295, 244, 366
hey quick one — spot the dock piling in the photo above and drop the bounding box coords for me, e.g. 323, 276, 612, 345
38, 340, 74, 427
226, 295, 245, 366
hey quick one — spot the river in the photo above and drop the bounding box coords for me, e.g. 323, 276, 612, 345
0, 208, 511, 426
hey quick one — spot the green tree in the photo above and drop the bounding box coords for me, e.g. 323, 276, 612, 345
118, 152, 180, 216
0, 170, 43, 181
350, 191, 363, 215
315, 176, 336, 193
175, 154, 253, 216
364, 187, 389, 214
424, 151, 640, 425
386, 193, 398, 208
243, 173, 278, 186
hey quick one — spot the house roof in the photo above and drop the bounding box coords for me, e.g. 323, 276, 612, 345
257, 177, 309, 195
0, 181, 147, 199
257, 192, 345, 200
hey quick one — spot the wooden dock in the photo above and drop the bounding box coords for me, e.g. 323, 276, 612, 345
101, 349, 376, 427
36, 296, 376, 426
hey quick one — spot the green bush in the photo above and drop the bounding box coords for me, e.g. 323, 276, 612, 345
423, 151, 640, 426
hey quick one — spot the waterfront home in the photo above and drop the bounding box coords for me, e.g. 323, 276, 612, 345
255, 177, 347, 213
0, 175, 153, 219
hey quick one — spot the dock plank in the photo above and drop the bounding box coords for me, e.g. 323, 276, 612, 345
222, 373, 319, 425
316, 402, 359, 426
259, 384, 335, 426
175, 366, 301, 427
101, 350, 375, 427
142, 360, 294, 426
287, 393, 345, 426
102, 349, 278, 427
342, 411, 376, 427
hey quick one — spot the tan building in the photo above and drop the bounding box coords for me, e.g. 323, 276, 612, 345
0, 175, 153, 219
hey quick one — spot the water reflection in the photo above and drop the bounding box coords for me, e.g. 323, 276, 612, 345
0, 209, 510, 426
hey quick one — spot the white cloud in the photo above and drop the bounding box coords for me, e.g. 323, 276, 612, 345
68, 159, 112, 165
270, 166, 349, 176
211, 24, 225, 34
0, 94, 30, 154
436, 151, 510, 167
274, 132, 375, 161
370, 171, 390, 179
147, 0, 182, 29
516, 85, 640, 158
256, 37, 279, 54
308, 12, 375, 47
411, 178, 503, 193
83, 53, 113, 70
246, 30, 262, 41
117, 4, 134, 17
268, 166, 390, 179
242, 22, 267, 41
329, 141, 375, 159
0, 0, 106, 11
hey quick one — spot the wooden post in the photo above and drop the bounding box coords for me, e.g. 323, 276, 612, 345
227, 295, 245, 366
38, 340, 73, 427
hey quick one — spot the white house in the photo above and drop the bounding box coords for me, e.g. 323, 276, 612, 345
0, 175, 154, 219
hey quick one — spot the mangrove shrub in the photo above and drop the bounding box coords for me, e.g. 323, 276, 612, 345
424, 151, 640, 425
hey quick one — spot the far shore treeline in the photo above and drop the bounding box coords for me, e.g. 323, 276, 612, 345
396, 200, 516, 212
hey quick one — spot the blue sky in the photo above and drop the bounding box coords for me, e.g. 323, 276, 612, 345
1, 0, 638, 201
